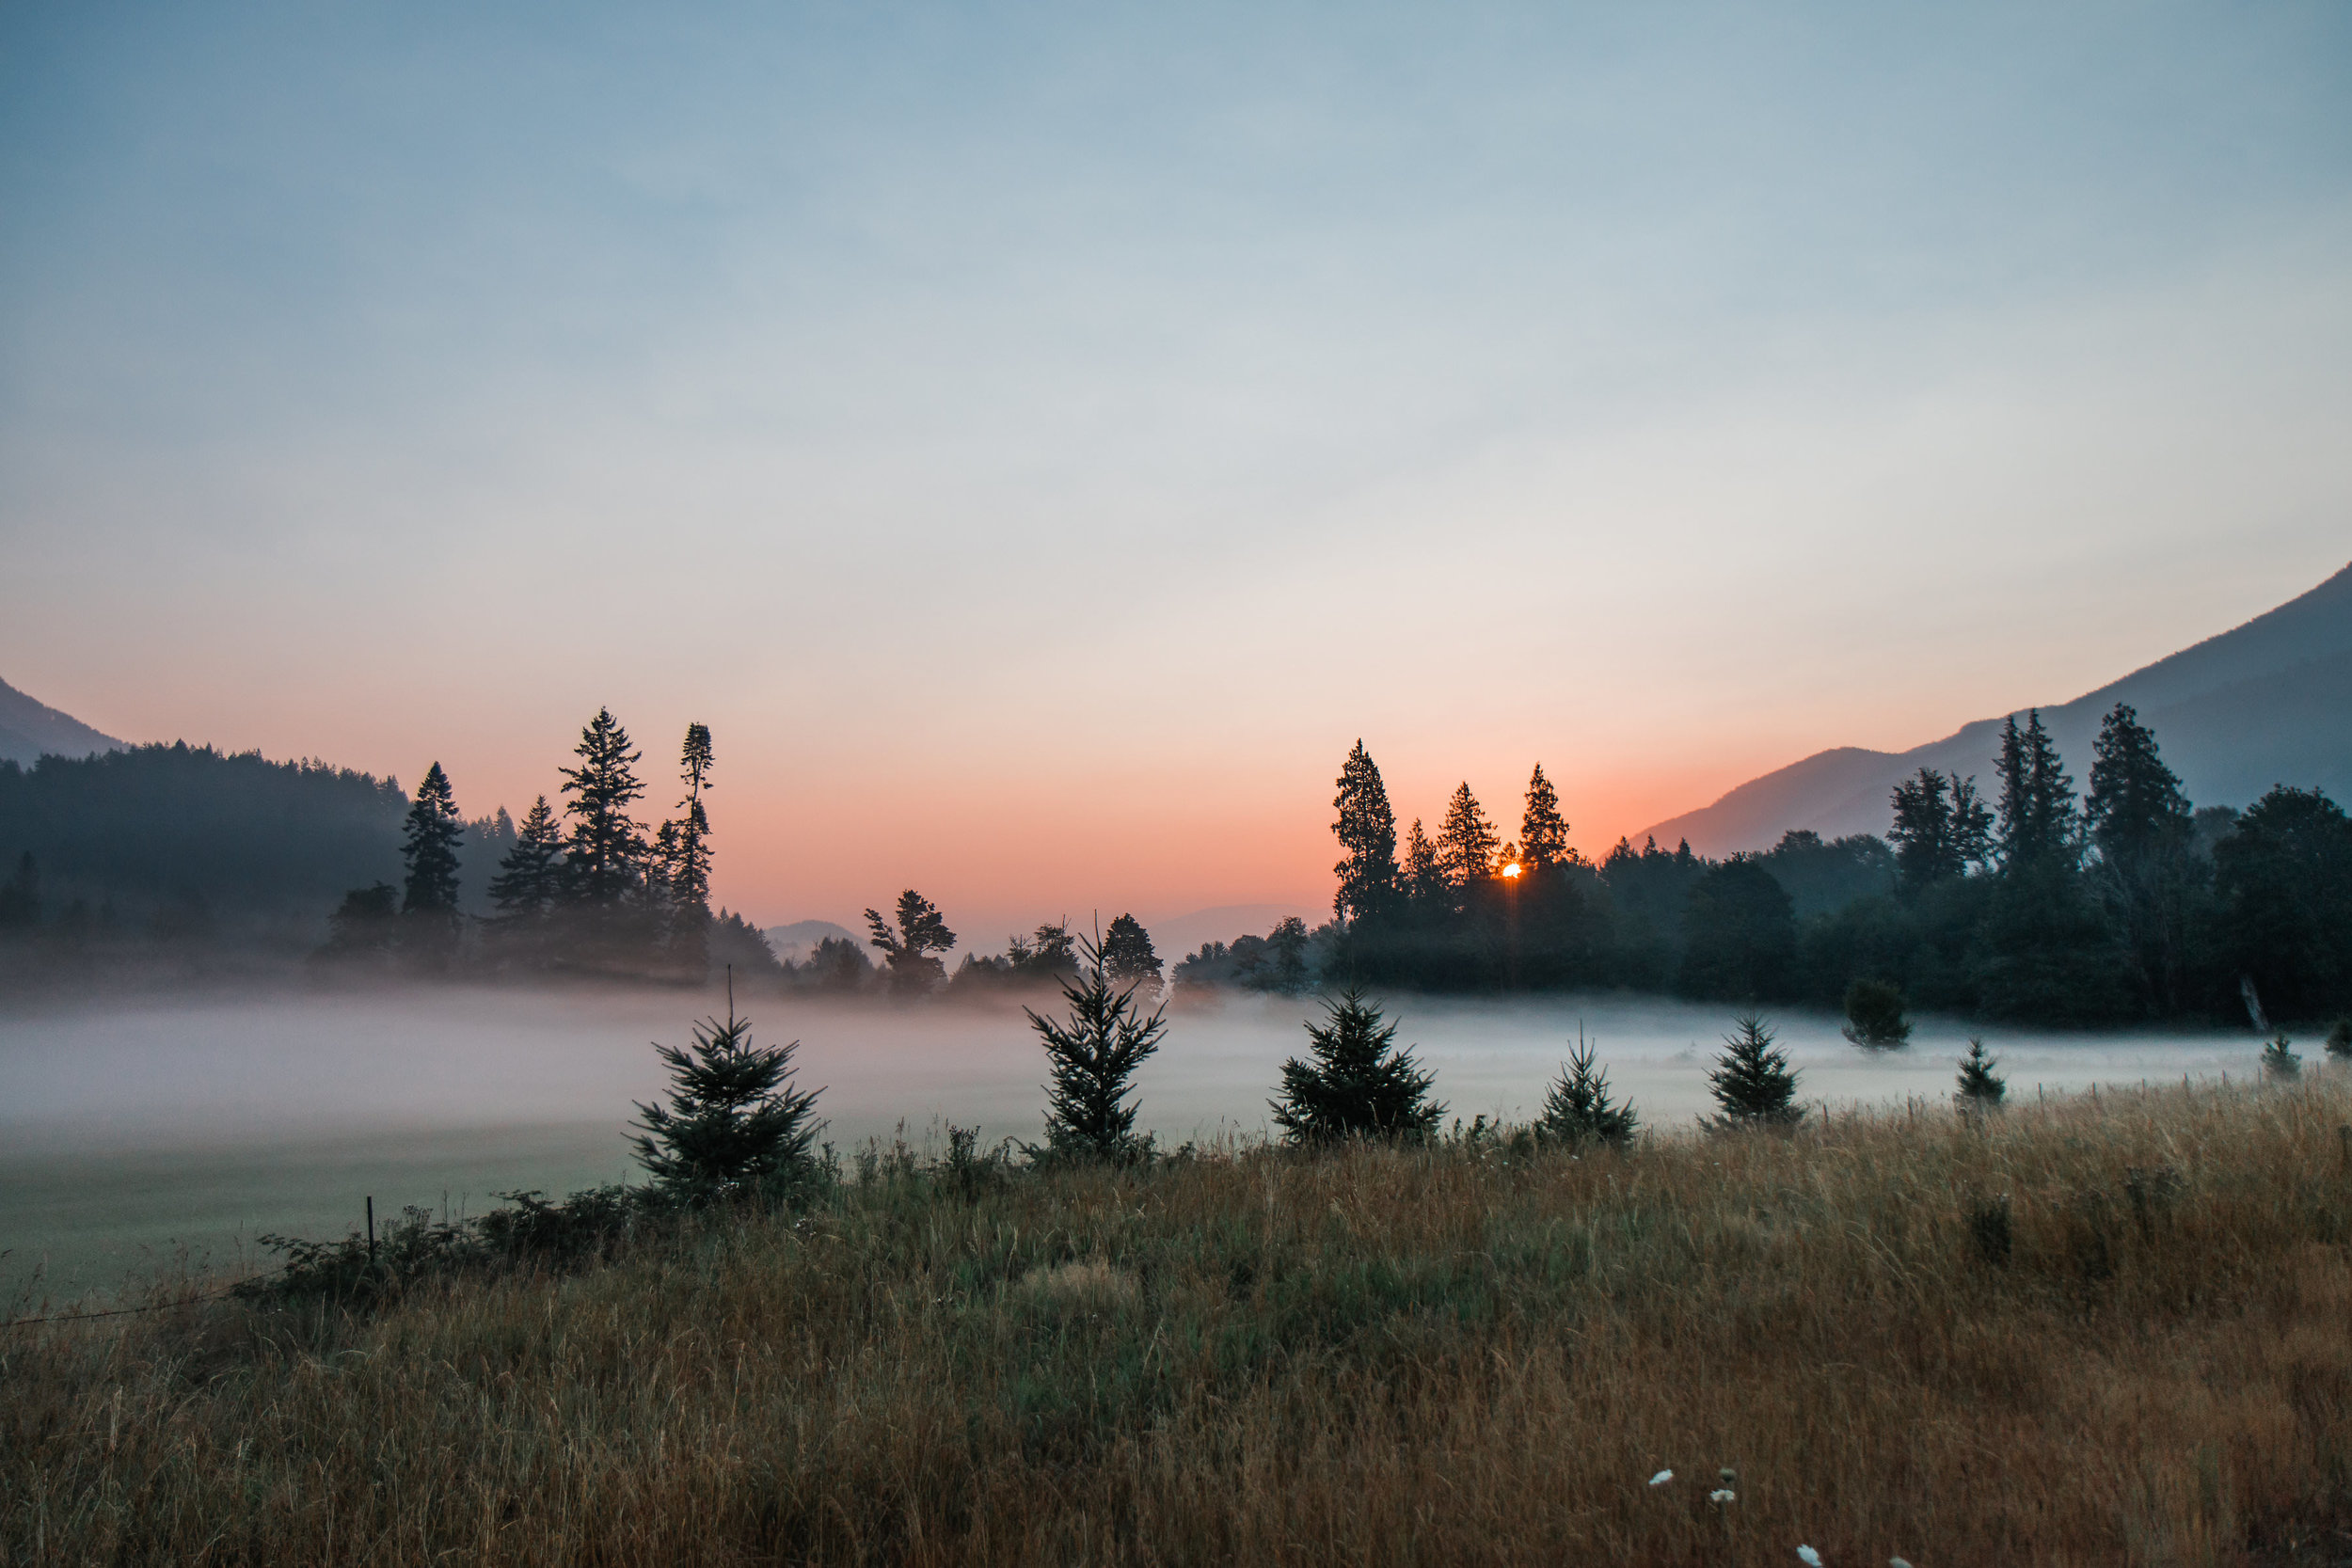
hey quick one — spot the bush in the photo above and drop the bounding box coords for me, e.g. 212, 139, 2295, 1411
1840, 976, 1913, 1048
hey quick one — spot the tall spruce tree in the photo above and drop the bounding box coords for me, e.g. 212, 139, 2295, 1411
1331, 740, 1400, 923
659, 722, 716, 976
399, 762, 465, 935
1994, 710, 2078, 871
2084, 705, 2197, 1010
1029, 928, 1168, 1163
1436, 783, 1501, 893
1519, 763, 1572, 871
1270, 987, 1443, 1143
487, 796, 565, 928
559, 708, 649, 909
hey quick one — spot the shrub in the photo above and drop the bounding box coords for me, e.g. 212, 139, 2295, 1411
1840, 976, 1913, 1048
1271, 987, 1444, 1143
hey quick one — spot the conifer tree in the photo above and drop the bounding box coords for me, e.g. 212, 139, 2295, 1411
1029, 928, 1168, 1163
658, 722, 716, 976
1994, 710, 2078, 870
399, 762, 465, 943
2085, 705, 2191, 862
1102, 912, 1162, 982
865, 889, 957, 995
1402, 817, 1446, 912
486, 796, 564, 924
1331, 739, 1400, 923
1953, 1037, 2006, 1112
1888, 768, 1994, 891
1538, 1032, 1637, 1148
559, 708, 648, 908
1706, 1012, 1804, 1131
1840, 977, 1912, 1048
1270, 988, 1443, 1143
2261, 1033, 2301, 1082
631, 998, 823, 1201
1436, 783, 1501, 893
1519, 763, 1572, 872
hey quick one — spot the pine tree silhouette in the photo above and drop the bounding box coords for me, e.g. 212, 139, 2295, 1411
559, 708, 649, 910
865, 890, 957, 996
1331, 739, 1399, 923
1102, 912, 1162, 982
1519, 763, 1573, 872
399, 762, 464, 917
1436, 783, 1500, 894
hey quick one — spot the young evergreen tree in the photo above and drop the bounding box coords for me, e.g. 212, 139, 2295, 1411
558, 708, 649, 909
1102, 912, 1162, 982
1994, 710, 2078, 871
631, 998, 824, 1202
1436, 783, 1501, 893
1270, 987, 1444, 1143
1537, 1032, 1637, 1148
1331, 739, 1400, 923
1706, 1012, 1804, 1131
1028, 928, 1168, 1164
2327, 1018, 2351, 1060
864, 889, 957, 996
399, 762, 465, 919
1519, 763, 1573, 872
1953, 1037, 2006, 1113
486, 796, 564, 925
2261, 1032, 2302, 1082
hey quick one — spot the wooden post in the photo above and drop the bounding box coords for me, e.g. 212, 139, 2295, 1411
366, 1196, 376, 1266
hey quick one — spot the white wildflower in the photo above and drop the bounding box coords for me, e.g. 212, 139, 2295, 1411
1648, 1469, 1674, 1486
1709, 1489, 1736, 1504
1890, 1560, 1914, 1568
1797, 1548, 1823, 1567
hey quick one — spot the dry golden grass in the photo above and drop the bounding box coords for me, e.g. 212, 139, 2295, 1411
8, 1079, 2352, 1565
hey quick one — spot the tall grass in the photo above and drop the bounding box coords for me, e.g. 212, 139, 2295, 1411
7, 1079, 2351, 1565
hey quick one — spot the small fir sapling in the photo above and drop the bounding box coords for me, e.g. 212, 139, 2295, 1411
2328, 1019, 2352, 1061
1705, 1012, 1804, 1131
1954, 1037, 2007, 1112
1028, 927, 1168, 1164
1538, 1030, 1638, 1148
1840, 976, 1913, 1049
2261, 1032, 2302, 1082
631, 992, 825, 1202
1271, 986, 1445, 1144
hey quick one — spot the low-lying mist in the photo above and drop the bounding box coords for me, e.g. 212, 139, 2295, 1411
0, 981, 2282, 1298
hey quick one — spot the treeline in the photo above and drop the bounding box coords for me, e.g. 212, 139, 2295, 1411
314, 709, 775, 984
1316, 709, 2352, 1027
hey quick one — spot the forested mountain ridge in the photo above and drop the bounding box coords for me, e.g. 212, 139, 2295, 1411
1643, 562, 2352, 855
0, 677, 123, 767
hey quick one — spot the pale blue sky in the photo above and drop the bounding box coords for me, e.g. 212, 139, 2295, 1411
4, 2, 2349, 924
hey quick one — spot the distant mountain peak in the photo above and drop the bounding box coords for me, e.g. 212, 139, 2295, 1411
1638, 561, 2352, 855
0, 678, 125, 767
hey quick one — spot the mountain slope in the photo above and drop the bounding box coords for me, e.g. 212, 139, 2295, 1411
0, 678, 125, 766
1639, 562, 2352, 855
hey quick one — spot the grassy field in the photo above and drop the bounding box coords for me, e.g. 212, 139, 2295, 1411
7, 1079, 2350, 1565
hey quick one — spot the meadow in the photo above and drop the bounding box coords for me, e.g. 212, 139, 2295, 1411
8, 1073, 2349, 1566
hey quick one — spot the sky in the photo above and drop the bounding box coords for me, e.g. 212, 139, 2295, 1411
3, 2, 2349, 943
